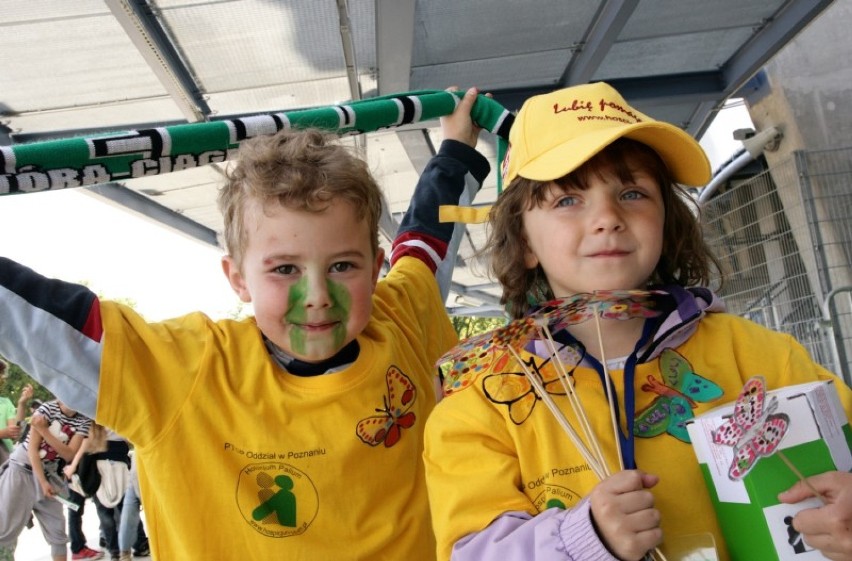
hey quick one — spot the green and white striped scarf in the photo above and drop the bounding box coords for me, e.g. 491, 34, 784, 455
0, 90, 512, 209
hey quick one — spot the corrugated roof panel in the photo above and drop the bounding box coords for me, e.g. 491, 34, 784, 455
620, 0, 788, 39
1, 0, 106, 23
156, 1, 356, 95
411, 50, 571, 91
1, 13, 168, 117
206, 74, 378, 116
5, 98, 186, 136
594, 28, 755, 80
411, 0, 597, 65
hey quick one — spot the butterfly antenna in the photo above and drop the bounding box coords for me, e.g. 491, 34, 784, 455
539, 324, 610, 477
776, 451, 827, 504
504, 345, 607, 480
593, 309, 625, 472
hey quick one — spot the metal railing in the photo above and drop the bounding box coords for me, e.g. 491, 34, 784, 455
701, 147, 852, 385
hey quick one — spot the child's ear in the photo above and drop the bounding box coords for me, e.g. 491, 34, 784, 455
221, 256, 252, 303
371, 248, 385, 289
522, 240, 539, 269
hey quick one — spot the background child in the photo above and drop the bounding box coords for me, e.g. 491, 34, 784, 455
0, 359, 32, 464
0, 99, 490, 559
423, 82, 852, 561
0, 399, 91, 561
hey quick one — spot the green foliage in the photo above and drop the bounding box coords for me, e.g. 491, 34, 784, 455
0, 358, 54, 405
450, 315, 506, 340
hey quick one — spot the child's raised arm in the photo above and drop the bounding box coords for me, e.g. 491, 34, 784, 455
390, 88, 490, 296
0, 257, 101, 418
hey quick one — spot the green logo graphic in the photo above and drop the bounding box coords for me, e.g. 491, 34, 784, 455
238, 462, 318, 538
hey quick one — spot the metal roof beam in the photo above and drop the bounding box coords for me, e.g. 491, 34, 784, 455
449, 282, 501, 306
490, 72, 725, 112
105, 0, 211, 123
720, 0, 834, 98
562, 0, 639, 86
84, 182, 219, 247
336, 0, 363, 101
375, 0, 416, 94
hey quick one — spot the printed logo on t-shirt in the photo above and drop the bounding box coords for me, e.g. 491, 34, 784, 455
531, 484, 583, 513
236, 462, 319, 538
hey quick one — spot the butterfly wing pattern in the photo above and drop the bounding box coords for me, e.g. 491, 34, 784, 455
712, 375, 790, 480
634, 349, 724, 442
437, 290, 667, 397
356, 366, 417, 448
482, 354, 571, 425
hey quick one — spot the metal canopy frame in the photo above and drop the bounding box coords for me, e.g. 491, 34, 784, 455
0, 0, 834, 312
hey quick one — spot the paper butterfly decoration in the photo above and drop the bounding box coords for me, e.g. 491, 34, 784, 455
437, 290, 667, 396
481, 345, 584, 424
712, 375, 790, 480
634, 349, 724, 442
356, 366, 416, 448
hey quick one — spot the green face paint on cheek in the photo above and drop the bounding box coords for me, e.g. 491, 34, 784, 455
286, 278, 308, 354
327, 279, 351, 349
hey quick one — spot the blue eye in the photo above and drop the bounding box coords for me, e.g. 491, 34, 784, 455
622, 189, 646, 201
556, 195, 577, 207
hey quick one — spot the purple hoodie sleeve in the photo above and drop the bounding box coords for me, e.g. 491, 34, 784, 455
450, 501, 619, 561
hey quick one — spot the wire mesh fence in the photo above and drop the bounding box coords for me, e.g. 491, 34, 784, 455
701, 147, 852, 386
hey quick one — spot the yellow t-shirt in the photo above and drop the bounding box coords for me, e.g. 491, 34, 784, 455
424, 313, 852, 561
98, 257, 456, 560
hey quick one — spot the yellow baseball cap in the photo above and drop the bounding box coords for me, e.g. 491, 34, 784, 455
504, 81, 711, 185
440, 82, 711, 224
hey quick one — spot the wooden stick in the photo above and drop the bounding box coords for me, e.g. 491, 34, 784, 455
592, 310, 625, 472
777, 450, 827, 504
538, 325, 610, 476
504, 345, 607, 480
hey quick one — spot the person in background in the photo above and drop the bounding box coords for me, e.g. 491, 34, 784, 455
423, 82, 852, 561
0, 359, 32, 463
63, 422, 108, 560
0, 107, 490, 558
0, 399, 91, 561
116, 451, 149, 561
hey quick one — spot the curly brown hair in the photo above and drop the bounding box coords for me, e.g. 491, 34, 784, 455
486, 138, 721, 318
218, 129, 384, 267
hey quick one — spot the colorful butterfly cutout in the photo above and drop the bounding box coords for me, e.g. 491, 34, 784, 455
356, 366, 417, 448
482, 349, 579, 424
711, 375, 790, 480
634, 349, 724, 442
533, 289, 668, 335
437, 290, 667, 396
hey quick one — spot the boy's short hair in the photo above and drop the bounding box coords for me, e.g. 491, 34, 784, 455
488, 139, 721, 319
218, 129, 384, 266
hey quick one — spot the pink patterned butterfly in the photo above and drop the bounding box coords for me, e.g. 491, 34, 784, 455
712, 376, 790, 480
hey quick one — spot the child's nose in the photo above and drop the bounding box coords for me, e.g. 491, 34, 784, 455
304, 274, 332, 308
592, 198, 625, 232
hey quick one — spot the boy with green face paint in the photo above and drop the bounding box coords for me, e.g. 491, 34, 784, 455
0, 89, 492, 559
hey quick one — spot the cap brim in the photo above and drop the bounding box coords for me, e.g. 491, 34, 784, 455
516, 122, 711, 186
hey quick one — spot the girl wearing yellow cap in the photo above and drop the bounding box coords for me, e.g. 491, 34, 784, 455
424, 82, 852, 561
